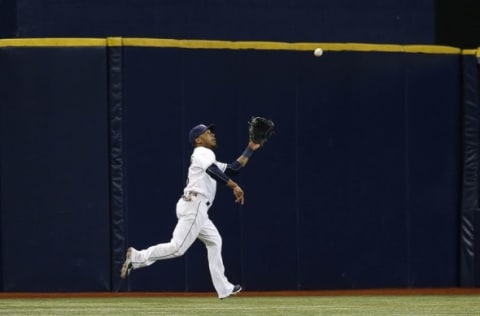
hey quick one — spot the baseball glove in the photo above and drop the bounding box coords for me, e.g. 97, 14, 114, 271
248, 116, 275, 146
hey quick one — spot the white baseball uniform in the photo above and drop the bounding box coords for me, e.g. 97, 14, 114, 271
128, 146, 235, 298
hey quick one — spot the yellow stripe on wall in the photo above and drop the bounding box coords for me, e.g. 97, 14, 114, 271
121, 38, 462, 55
0, 38, 106, 47
463, 49, 477, 55
0, 37, 469, 55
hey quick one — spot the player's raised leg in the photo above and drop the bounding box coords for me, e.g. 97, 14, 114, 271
121, 199, 208, 277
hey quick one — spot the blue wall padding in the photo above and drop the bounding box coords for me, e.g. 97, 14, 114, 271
0, 44, 463, 291
121, 47, 460, 291
0, 47, 111, 291
404, 54, 460, 287
108, 43, 128, 292
461, 54, 480, 287
121, 47, 187, 291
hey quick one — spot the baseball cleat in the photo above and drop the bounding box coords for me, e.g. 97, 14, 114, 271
220, 284, 242, 299
120, 247, 133, 279
231, 284, 242, 296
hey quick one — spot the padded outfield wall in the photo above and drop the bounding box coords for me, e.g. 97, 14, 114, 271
0, 38, 470, 291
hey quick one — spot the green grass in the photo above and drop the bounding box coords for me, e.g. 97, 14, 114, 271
1, 295, 480, 316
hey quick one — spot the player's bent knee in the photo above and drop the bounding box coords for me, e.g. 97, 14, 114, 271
166, 241, 186, 258
204, 237, 222, 249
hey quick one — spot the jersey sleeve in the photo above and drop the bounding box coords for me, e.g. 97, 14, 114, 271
192, 147, 216, 170
215, 161, 227, 172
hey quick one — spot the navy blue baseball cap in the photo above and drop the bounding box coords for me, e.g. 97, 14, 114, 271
189, 123, 215, 144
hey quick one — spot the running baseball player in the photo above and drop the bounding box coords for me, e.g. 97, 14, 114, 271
120, 122, 269, 299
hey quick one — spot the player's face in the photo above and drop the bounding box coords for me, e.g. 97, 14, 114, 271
196, 129, 217, 149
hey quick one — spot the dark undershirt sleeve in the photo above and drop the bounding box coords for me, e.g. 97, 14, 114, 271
206, 163, 231, 184
224, 160, 242, 176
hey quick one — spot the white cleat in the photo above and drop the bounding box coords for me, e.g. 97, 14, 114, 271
120, 247, 133, 279
220, 284, 242, 300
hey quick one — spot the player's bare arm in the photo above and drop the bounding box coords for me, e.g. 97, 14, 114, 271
224, 140, 261, 177
236, 141, 261, 167
206, 163, 245, 204
227, 180, 244, 205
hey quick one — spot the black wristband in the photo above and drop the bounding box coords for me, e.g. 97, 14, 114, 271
242, 146, 254, 158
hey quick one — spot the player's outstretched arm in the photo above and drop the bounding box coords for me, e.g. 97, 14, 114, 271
224, 141, 261, 176
237, 141, 261, 167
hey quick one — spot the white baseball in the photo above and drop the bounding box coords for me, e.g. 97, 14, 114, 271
314, 48, 323, 57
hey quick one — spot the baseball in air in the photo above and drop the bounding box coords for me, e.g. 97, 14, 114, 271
314, 48, 323, 57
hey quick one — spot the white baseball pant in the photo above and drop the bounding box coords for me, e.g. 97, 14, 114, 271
129, 195, 235, 298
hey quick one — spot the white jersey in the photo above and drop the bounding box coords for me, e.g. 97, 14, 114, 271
184, 146, 227, 203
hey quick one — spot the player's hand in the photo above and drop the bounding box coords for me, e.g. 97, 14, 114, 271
233, 185, 244, 205
248, 140, 261, 151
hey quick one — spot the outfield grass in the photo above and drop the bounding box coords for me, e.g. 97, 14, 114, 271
1, 295, 480, 316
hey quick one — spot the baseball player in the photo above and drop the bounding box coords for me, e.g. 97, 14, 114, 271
121, 123, 261, 299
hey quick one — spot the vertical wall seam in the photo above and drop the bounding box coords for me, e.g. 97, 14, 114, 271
107, 37, 127, 292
